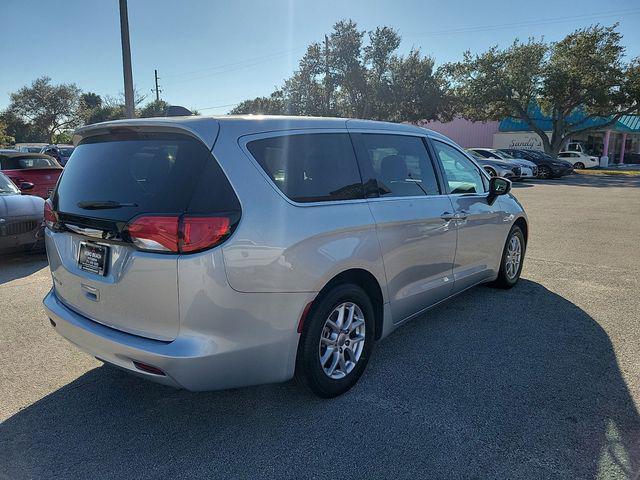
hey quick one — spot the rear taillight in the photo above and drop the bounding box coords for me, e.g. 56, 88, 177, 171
125, 215, 232, 253
126, 216, 180, 252
180, 216, 230, 253
44, 199, 58, 229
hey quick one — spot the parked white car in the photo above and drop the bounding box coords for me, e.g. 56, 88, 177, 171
557, 151, 599, 169
467, 148, 538, 179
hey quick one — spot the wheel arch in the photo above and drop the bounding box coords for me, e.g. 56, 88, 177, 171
513, 216, 528, 244
484, 166, 497, 177
311, 268, 385, 341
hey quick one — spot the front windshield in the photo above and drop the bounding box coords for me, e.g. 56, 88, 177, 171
492, 150, 515, 160
0, 173, 19, 194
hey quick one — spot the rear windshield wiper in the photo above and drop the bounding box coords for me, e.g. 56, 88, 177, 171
77, 200, 139, 210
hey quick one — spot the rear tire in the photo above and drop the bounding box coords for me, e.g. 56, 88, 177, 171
295, 284, 375, 398
489, 225, 525, 289
574, 162, 585, 169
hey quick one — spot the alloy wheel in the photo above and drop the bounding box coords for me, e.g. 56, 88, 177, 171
318, 302, 366, 379
539, 166, 550, 179
505, 235, 522, 280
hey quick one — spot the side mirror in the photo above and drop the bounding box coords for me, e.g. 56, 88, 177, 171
20, 182, 35, 191
488, 177, 511, 204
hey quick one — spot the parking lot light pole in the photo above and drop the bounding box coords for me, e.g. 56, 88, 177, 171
119, 0, 135, 118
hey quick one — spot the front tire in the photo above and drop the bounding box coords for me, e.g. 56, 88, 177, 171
490, 225, 525, 289
295, 284, 375, 398
538, 166, 551, 179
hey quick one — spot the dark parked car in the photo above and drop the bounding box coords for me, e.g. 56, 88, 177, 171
41, 145, 75, 166
0, 152, 63, 199
498, 149, 573, 179
0, 172, 45, 253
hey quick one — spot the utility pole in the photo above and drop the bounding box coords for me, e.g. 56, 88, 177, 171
119, 0, 135, 118
324, 34, 331, 116
152, 69, 162, 102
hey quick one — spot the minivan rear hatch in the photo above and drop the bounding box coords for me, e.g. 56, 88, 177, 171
47, 125, 237, 341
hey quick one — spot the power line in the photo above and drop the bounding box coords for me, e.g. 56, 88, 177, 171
408, 8, 640, 38
163, 50, 303, 86
161, 47, 304, 81
197, 102, 241, 111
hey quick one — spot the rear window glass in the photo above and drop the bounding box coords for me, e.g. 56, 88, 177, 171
0, 156, 60, 169
247, 133, 363, 203
54, 133, 216, 222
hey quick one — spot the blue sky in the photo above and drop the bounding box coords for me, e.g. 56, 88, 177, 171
2, 0, 639, 114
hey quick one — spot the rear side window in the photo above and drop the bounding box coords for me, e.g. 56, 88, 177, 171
356, 134, 440, 197
247, 133, 364, 203
55, 133, 229, 222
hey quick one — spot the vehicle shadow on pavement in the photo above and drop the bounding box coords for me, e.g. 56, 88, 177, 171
0, 252, 48, 285
510, 182, 535, 189
554, 174, 640, 188
1, 280, 638, 479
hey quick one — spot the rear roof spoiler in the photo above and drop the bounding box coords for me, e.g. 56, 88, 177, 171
72, 117, 219, 150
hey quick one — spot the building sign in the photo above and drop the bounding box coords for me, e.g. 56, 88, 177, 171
493, 132, 550, 151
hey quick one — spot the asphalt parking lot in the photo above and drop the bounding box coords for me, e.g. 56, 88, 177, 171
1, 174, 639, 479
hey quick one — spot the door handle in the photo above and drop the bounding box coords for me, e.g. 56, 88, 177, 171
441, 211, 469, 221
456, 210, 469, 220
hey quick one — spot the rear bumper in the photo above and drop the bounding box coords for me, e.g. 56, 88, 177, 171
43, 288, 308, 391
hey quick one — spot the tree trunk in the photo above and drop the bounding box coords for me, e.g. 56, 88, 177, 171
549, 132, 566, 156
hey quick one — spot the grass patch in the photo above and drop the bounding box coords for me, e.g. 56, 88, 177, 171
575, 169, 640, 176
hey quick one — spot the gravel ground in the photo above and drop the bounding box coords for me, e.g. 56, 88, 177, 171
1, 174, 639, 479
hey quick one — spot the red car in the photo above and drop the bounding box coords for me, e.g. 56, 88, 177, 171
0, 152, 63, 199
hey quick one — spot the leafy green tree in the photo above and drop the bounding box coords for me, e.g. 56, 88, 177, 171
443, 24, 640, 155
80, 91, 148, 125
138, 99, 170, 118
80, 92, 102, 110
231, 20, 446, 122
53, 131, 73, 144
8, 76, 82, 143
231, 91, 285, 115
0, 119, 15, 147
0, 110, 46, 143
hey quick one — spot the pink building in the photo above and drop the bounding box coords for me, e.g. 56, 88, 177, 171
417, 118, 499, 148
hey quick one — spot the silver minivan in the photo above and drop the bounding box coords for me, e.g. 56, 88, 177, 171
43, 116, 527, 397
